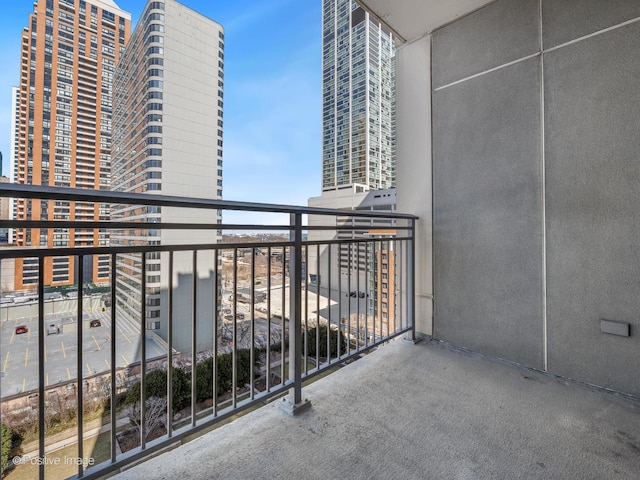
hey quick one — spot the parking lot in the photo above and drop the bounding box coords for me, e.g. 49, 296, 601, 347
1, 286, 377, 398
1, 302, 165, 398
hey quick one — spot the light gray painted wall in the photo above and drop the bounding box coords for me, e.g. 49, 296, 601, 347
422, 0, 640, 395
396, 36, 433, 336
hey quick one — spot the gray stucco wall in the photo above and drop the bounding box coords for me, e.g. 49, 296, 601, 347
433, 57, 543, 369
544, 20, 640, 394
430, 0, 640, 395
432, 0, 539, 89
542, 0, 640, 49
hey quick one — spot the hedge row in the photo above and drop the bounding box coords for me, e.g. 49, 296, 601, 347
123, 326, 346, 411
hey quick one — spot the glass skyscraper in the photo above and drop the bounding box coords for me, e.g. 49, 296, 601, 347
321, 0, 396, 192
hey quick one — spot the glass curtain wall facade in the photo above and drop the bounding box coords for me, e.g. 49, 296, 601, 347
13, 0, 131, 289
322, 0, 396, 192
111, 0, 223, 349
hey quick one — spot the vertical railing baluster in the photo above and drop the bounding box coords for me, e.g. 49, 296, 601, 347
337, 242, 341, 360
140, 254, 147, 450
365, 241, 369, 347
280, 246, 285, 385
377, 240, 381, 340
110, 253, 117, 462
396, 239, 402, 334
250, 247, 255, 399
38, 257, 45, 480
232, 248, 237, 408
304, 244, 308, 375
356, 241, 361, 351
409, 220, 416, 340
327, 243, 331, 364
371, 241, 376, 344
191, 250, 197, 427
167, 251, 174, 435
266, 246, 271, 392
316, 244, 320, 371
347, 243, 351, 357
389, 240, 402, 334
76, 255, 84, 477
212, 249, 218, 416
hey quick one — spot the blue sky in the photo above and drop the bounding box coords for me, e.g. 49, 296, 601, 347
0, 0, 322, 223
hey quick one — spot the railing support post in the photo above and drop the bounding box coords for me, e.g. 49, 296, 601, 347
280, 213, 311, 416
405, 219, 418, 343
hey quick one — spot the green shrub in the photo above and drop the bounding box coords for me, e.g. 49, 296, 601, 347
195, 349, 255, 401
195, 357, 215, 401
124, 367, 190, 412
305, 326, 347, 358
1, 423, 13, 474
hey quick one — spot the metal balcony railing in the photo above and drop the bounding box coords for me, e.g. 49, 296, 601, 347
0, 184, 416, 480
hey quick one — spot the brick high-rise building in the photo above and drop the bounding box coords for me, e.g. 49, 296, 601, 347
13, 0, 131, 289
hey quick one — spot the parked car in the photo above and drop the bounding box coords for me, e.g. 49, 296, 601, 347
15, 325, 28, 335
358, 291, 366, 298
89, 319, 101, 328
46, 324, 60, 335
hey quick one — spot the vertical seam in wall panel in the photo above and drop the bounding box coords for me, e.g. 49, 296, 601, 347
430, 33, 436, 337
434, 15, 640, 94
539, 0, 548, 372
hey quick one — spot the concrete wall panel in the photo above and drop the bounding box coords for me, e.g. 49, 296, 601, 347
396, 36, 433, 335
543, 0, 640, 49
433, 57, 543, 368
432, 0, 539, 89
544, 21, 640, 396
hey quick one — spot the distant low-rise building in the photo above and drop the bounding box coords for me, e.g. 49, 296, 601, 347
308, 186, 396, 326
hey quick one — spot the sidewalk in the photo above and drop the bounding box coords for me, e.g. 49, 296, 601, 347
18, 416, 129, 459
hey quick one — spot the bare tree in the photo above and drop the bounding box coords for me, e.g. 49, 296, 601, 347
124, 397, 167, 441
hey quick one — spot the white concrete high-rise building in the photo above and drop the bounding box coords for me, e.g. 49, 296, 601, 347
111, 0, 224, 351
321, 0, 396, 192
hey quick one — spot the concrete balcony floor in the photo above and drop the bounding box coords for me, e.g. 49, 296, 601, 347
113, 338, 640, 480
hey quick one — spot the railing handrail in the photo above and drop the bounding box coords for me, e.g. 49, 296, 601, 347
0, 183, 418, 220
